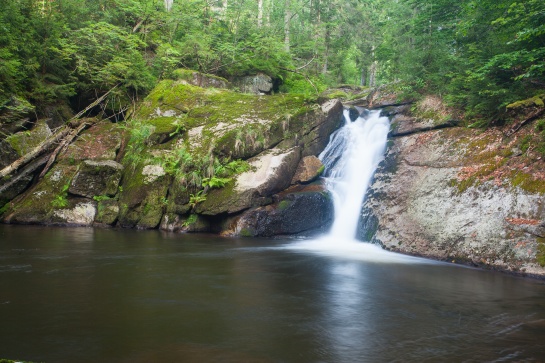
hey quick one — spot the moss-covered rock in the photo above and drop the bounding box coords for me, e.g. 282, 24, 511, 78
117, 162, 170, 229
95, 198, 120, 225
60, 120, 121, 162
196, 147, 301, 215
231, 73, 273, 94
6, 120, 52, 156
3, 164, 78, 224
69, 160, 124, 198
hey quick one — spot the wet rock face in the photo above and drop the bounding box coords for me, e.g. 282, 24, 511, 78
291, 156, 324, 185
362, 122, 545, 277
233, 182, 334, 237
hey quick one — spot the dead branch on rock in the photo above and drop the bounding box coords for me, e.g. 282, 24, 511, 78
0, 86, 117, 182
504, 108, 545, 137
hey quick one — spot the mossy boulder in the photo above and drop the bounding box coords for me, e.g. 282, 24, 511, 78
69, 160, 124, 198
173, 69, 229, 89
60, 120, 121, 162
232, 182, 334, 237
196, 147, 301, 215
232, 73, 273, 95
6, 120, 52, 156
95, 199, 120, 225
3, 164, 78, 224
117, 163, 170, 229
134, 78, 342, 160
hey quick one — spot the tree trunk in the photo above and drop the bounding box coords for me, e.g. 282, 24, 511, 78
284, 0, 291, 52
164, 0, 173, 11
369, 61, 377, 87
258, 0, 263, 27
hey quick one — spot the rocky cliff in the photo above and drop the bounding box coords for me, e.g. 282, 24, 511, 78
359, 94, 545, 277
1, 70, 342, 236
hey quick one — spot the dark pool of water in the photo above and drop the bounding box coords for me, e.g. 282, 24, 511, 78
1, 225, 545, 362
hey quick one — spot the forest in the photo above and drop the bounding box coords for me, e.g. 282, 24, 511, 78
0, 0, 544, 124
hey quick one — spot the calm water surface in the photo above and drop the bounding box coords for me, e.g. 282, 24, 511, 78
1, 225, 545, 362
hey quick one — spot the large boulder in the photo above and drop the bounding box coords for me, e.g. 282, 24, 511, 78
173, 69, 229, 89
117, 163, 171, 229
232, 182, 334, 237
362, 124, 545, 276
232, 73, 273, 95
69, 160, 124, 198
59, 121, 121, 162
291, 155, 324, 185
6, 120, 52, 156
196, 147, 301, 215
3, 164, 78, 224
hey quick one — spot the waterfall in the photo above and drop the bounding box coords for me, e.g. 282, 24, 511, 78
319, 109, 390, 241
284, 107, 432, 264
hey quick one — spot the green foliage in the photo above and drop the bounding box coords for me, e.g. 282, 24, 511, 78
93, 195, 112, 202
189, 190, 207, 209
202, 176, 232, 189
51, 183, 70, 208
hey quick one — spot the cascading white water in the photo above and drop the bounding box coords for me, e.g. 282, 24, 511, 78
285, 108, 434, 264
319, 109, 390, 240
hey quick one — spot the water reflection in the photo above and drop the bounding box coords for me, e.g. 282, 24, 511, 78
0, 225, 545, 362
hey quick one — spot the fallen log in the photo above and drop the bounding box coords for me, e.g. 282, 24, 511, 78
0, 86, 117, 182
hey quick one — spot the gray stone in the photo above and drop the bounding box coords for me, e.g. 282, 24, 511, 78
233, 183, 333, 237
233, 73, 273, 94
196, 147, 301, 215
69, 160, 124, 198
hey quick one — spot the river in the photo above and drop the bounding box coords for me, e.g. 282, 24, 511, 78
1, 224, 545, 362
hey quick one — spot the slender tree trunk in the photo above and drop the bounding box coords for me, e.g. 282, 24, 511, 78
266, 0, 271, 26
284, 0, 291, 52
164, 0, 173, 11
258, 0, 263, 27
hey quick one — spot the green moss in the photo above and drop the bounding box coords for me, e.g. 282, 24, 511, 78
148, 116, 181, 135
239, 228, 253, 237
6, 121, 51, 156
449, 176, 478, 195
509, 171, 545, 194
506, 94, 545, 110
537, 237, 545, 267
316, 165, 325, 176
278, 200, 292, 210
172, 69, 228, 84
